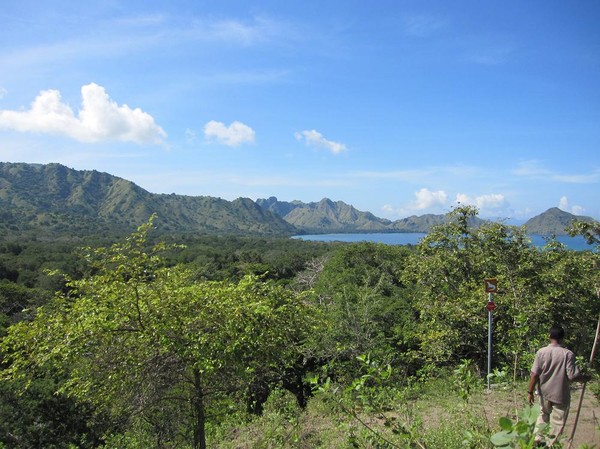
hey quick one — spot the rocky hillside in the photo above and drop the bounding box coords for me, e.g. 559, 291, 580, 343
0, 163, 296, 238
257, 197, 484, 233
524, 207, 595, 235
257, 197, 392, 233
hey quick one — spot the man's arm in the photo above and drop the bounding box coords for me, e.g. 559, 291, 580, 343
566, 350, 591, 382
528, 372, 539, 405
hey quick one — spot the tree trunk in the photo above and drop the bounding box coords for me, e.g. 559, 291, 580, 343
192, 369, 207, 449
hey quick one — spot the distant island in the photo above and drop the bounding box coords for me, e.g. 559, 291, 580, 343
0, 162, 596, 240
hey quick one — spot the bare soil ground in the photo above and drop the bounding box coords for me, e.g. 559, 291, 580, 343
563, 385, 600, 447
480, 384, 599, 447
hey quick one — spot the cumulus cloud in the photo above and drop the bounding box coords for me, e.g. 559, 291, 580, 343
0, 83, 166, 144
381, 204, 396, 215
295, 129, 347, 154
413, 188, 448, 210
203, 120, 255, 147
380, 188, 448, 218
559, 196, 586, 215
455, 193, 507, 210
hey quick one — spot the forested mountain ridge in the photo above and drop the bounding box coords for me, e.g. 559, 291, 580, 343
1, 163, 595, 240
0, 162, 296, 238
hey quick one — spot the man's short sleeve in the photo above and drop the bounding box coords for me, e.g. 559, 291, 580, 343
531, 350, 542, 375
565, 350, 580, 381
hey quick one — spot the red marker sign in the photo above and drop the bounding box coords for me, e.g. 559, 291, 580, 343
486, 301, 496, 312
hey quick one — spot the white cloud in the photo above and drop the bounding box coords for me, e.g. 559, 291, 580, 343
558, 196, 586, 216
380, 188, 448, 218
456, 193, 507, 210
0, 87, 6, 99
413, 188, 448, 210
559, 196, 569, 210
295, 129, 347, 154
0, 83, 166, 144
203, 120, 255, 147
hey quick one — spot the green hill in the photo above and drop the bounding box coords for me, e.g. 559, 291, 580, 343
0, 162, 296, 239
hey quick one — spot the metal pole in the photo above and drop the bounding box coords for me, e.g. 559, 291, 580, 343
487, 292, 493, 390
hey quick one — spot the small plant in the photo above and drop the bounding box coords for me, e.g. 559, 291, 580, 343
487, 367, 511, 390
453, 359, 480, 402
490, 405, 545, 448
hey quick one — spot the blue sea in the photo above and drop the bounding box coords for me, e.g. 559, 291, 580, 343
292, 233, 592, 251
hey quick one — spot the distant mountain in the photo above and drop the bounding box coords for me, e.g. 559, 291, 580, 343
524, 207, 595, 235
388, 214, 449, 232
0, 162, 296, 238
2, 163, 595, 241
257, 197, 392, 233
257, 197, 485, 234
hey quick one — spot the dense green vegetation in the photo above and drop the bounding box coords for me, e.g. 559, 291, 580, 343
0, 207, 598, 448
0, 162, 295, 240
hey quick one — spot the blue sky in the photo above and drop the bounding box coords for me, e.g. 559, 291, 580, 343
1, 1, 599, 222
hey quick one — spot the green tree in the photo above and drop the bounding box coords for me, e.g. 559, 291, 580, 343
1, 219, 317, 449
566, 220, 600, 358
311, 242, 414, 378
403, 206, 556, 376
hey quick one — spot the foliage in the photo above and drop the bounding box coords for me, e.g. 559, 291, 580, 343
0, 376, 114, 449
311, 242, 415, 379
0, 281, 51, 336
1, 219, 317, 449
453, 359, 481, 402
402, 206, 598, 378
490, 405, 541, 448
2, 204, 600, 447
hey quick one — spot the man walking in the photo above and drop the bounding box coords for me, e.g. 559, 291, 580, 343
528, 326, 590, 446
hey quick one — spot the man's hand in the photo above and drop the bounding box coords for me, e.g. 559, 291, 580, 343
528, 391, 535, 405
576, 372, 592, 383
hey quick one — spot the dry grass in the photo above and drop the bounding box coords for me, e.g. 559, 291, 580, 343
210, 380, 600, 448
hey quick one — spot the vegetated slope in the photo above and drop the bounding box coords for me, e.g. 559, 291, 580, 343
257, 197, 485, 233
524, 207, 596, 235
0, 162, 296, 239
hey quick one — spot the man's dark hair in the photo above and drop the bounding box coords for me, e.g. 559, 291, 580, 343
549, 326, 565, 341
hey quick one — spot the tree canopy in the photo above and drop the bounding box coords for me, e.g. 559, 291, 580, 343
1, 219, 318, 449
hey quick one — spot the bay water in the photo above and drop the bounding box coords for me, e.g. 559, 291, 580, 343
292, 233, 591, 251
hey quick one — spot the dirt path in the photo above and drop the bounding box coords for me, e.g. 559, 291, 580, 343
567, 385, 599, 447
